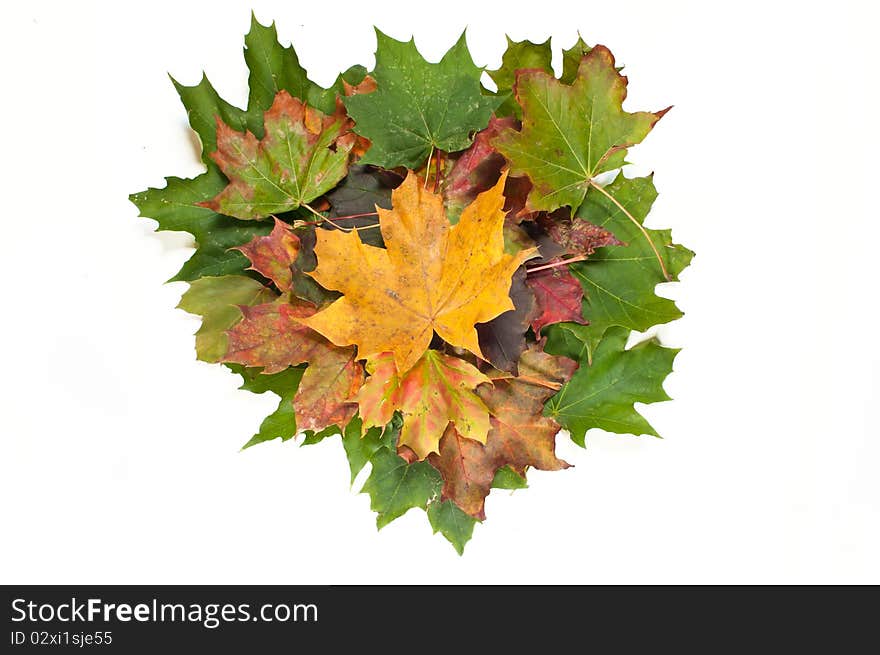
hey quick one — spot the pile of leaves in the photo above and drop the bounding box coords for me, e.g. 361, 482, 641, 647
131, 16, 693, 553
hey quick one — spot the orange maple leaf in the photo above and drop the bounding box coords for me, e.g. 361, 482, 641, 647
299, 171, 535, 374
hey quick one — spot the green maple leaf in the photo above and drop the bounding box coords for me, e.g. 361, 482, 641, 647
427, 500, 476, 555
491, 466, 528, 490
243, 14, 341, 119
344, 30, 502, 169
351, 412, 475, 553
177, 275, 275, 362
362, 447, 442, 529
227, 364, 304, 449
341, 415, 388, 485
300, 425, 343, 446
545, 327, 678, 446
130, 170, 273, 282
170, 75, 249, 166
492, 45, 667, 213
544, 174, 693, 362
488, 36, 552, 118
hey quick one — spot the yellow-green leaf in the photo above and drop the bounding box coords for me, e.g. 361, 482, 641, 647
177, 275, 275, 362
492, 45, 668, 212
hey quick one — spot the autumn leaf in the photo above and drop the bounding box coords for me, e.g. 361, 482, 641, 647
200, 91, 355, 219
429, 344, 576, 518
134, 19, 690, 552
234, 218, 301, 291
545, 326, 677, 446
533, 211, 622, 258
428, 426, 496, 520
222, 299, 325, 374
524, 266, 585, 335
356, 350, 491, 460
222, 296, 364, 433
521, 211, 621, 334
476, 343, 575, 468
300, 172, 535, 373
444, 116, 516, 219
344, 30, 501, 169
293, 346, 364, 433
492, 45, 668, 213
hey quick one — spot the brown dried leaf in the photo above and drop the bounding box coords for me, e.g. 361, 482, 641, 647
430, 345, 577, 518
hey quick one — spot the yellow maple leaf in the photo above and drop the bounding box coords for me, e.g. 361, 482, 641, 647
299, 171, 534, 373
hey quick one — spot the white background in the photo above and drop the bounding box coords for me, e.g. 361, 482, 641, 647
1, 0, 878, 584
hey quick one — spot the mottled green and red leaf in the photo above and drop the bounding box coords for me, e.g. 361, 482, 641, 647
445, 116, 516, 217
294, 347, 364, 433
234, 218, 301, 291
356, 350, 491, 460
492, 46, 668, 212
200, 91, 355, 219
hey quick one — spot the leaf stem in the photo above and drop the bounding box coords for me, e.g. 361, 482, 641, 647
433, 150, 442, 194
514, 375, 562, 391
526, 255, 589, 275
588, 180, 671, 281
424, 145, 435, 189
332, 210, 380, 221
301, 204, 381, 232
296, 211, 379, 226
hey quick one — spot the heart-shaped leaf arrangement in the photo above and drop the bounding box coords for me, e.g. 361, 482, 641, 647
131, 16, 693, 553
